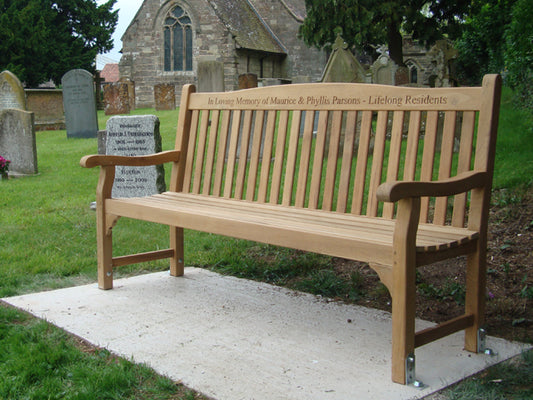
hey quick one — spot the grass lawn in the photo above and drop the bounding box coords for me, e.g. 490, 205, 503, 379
0, 87, 532, 399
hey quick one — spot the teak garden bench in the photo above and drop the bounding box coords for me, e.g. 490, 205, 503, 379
81, 74, 502, 385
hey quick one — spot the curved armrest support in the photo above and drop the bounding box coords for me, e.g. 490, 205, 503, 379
80, 150, 181, 168
377, 171, 489, 203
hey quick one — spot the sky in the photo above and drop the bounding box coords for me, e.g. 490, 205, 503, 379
96, 0, 144, 69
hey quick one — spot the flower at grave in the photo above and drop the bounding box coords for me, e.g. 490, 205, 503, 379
0, 155, 10, 174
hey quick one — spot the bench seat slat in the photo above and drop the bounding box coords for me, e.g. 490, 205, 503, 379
106, 193, 478, 259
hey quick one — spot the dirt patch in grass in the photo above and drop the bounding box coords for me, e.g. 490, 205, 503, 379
327, 186, 533, 344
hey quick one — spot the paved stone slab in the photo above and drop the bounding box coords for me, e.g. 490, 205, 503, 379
3, 268, 530, 400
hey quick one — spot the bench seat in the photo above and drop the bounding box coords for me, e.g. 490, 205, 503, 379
107, 192, 479, 267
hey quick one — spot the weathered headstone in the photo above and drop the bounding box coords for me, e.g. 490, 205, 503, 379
0, 70, 26, 111
371, 53, 397, 85
197, 60, 225, 92
103, 82, 130, 115
25, 89, 65, 131
238, 74, 258, 89
154, 83, 176, 110
321, 35, 368, 83
62, 69, 98, 138
120, 78, 136, 110
104, 115, 165, 198
0, 109, 38, 175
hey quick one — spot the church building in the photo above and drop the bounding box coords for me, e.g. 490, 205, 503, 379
119, 0, 327, 108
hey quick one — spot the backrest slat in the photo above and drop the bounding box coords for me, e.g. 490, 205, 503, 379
383, 111, 405, 219
191, 110, 210, 194
295, 111, 315, 207
336, 111, 357, 213
282, 111, 302, 206
351, 111, 373, 215
212, 110, 231, 196
202, 110, 220, 195
323, 111, 343, 211
234, 110, 254, 199
452, 111, 476, 227
245, 110, 265, 201
434, 111, 457, 224
223, 110, 241, 198
367, 111, 389, 217
270, 111, 290, 204
419, 111, 439, 222
257, 110, 277, 203
182, 109, 200, 193
403, 111, 421, 181
309, 111, 329, 209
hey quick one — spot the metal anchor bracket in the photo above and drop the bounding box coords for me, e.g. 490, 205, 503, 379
478, 328, 497, 356
406, 353, 425, 388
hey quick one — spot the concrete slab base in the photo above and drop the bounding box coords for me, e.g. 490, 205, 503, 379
3, 268, 530, 400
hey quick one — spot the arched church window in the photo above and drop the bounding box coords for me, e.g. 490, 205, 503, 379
163, 6, 193, 72
406, 60, 418, 84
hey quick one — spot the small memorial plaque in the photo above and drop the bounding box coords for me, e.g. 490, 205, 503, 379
105, 115, 165, 198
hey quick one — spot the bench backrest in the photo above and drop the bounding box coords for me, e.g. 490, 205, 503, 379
171, 75, 501, 228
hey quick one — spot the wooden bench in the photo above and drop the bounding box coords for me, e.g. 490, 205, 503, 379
81, 74, 502, 385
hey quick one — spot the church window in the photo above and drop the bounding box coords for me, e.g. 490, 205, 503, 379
406, 60, 419, 84
163, 6, 193, 72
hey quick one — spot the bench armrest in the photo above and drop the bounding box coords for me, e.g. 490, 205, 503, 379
80, 150, 181, 168
376, 171, 489, 203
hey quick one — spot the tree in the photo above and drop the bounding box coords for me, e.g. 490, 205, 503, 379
0, 0, 118, 87
504, 0, 533, 109
454, 0, 516, 86
299, 0, 471, 67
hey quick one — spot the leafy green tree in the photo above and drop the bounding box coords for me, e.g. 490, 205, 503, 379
0, 0, 117, 87
299, 0, 471, 66
454, 0, 516, 86
504, 0, 533, 109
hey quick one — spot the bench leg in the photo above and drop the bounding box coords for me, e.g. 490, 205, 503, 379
391, 197, 419, 384
464, 248, 486, 352
96, 208, 113, 290
170, 227, 185, 276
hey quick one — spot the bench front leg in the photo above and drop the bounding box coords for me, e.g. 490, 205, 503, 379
96, 166, 115, 289
391, 197, 420, 384
170, 227, 185, 276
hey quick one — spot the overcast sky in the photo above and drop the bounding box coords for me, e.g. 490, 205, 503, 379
96, 0, 144, 69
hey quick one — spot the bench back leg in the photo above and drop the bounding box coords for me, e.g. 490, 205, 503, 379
170, 227, 185, 276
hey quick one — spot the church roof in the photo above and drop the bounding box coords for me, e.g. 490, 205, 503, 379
209, 0, 287, 55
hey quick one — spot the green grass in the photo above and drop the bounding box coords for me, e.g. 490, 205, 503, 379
0, 303, 205, 400
0, 87, 531, 399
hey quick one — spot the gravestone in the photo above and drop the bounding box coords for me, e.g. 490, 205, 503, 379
62, 69, 98, 138
321, 35, 368, 83
0, 70, 26, 111
103, 82, 130, 115
25, 89, 65, 131
371, 53, 397, 85
120, 78, 136, 110
154, 84, 176, 110
0, 109, 38, 175
197, 60, 225, 92
238, 74, 258, 89
104, 115, 165, 198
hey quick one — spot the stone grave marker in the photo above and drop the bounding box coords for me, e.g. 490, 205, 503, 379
321, 35, 368, 83
104, 115, 165, 198
119, 78, 136, 110
103, 82, 130, 115
371, 53, 397, 85
0, 70, 26, 111
154, 84, 176, 110
197, 60, 225, 92
0, 109, 38, 175
62, 69, 98, 138
238, 74, 258, 89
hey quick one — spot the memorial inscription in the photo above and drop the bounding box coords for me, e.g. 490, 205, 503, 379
0, 70, 26, 111
105, 115, 165, 198
62, 69, 98, 138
